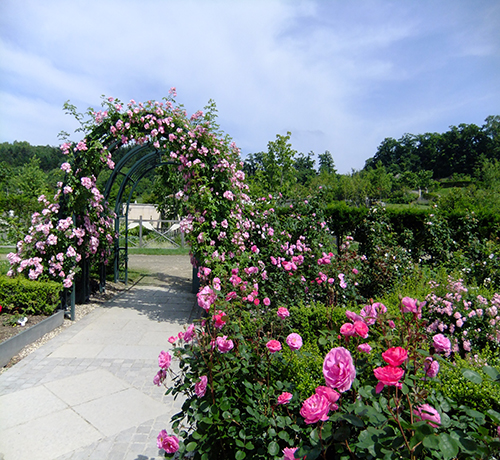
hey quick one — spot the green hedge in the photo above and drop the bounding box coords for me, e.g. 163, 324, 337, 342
0, 275, 63, 315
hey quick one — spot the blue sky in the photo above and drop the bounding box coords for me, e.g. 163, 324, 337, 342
0, 0, 498, 173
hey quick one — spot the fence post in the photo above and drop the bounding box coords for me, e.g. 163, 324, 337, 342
139, 215, 143, 248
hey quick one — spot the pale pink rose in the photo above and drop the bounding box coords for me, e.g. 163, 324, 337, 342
346, 310, 363, 323
424, 357, 440, 378
433, 334, 451, 354
216, 336, 234, 353
263, 297, 271, 306
358, 343, 372, 354
382, 347, 408, 367
277, 307, 290, 318
323, 347, 356, 392
413, 404, 441, 428
340, 323, 356, 336
266, 339, 282, 353
277, 392, 293, 405
157, 430, 179, 453
315, 386, 340, 410
158, 350, 171, 369
354, 321, 369, 338
195, 375, 208, 397
360, 304, 377, 325
300, 393, 330, 424
153, 369, 166, 386
286, 333, 303, 351
197, 285, 217, 311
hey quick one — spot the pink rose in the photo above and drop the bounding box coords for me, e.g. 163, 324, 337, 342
433, 333, 451, 354
315, 386, 340, 410
354, 321, 369, 338
197, 285, 217, 311
277, 307, 290, 318
323, 347, 356, 393
213, 310, 227, 329
153, 369, 166, 386
183, 324, 195, 342
424, 357, 440, 378
300, 393, 330, 424
157, 430, 179, 453
216, 336, 234, 353
382, 347, 408, 367
401, 297, 418, 314
358, 343, 372, 354
195, 375, 208, 397
346, 310, 363, 323
158, 350, 171, 369
266, 339, 282, 353
277, 391, 293, 405
263, 297, 271, 306
283, 447, 300, 460
374, 365, 405, 393
413, 404, 441, 428
360, 304, 377, 325
286, 333, 303, 351
340, 323, 356, 336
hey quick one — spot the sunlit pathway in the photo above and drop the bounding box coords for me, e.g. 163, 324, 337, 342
0, 256, 197, 460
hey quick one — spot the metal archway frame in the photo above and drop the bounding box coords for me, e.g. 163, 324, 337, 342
100, 143, 178, 288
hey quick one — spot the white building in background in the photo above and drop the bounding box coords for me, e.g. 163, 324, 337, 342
125, 203, 160, 221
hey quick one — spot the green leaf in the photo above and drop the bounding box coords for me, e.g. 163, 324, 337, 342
487, 409, 500, 424
235, 450, 246, 460
278, 430, 289, 442
186, 442, 197, 452
310, 428, 320, 443
267, 441, 279, 456
483, 365, 500, 382
245, 441, 255, 450
423, 435, 439, 450
461, 369, 482, 384
341, 413, 364, 427
438, 433, 459, 460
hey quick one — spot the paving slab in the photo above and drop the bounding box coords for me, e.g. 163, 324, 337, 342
0, 255, 199, 460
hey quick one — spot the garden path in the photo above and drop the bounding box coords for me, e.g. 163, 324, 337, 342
0, 255, 198, 460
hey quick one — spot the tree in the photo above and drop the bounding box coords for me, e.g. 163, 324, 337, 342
294, 151, 316, 186
318, 150, 336, 175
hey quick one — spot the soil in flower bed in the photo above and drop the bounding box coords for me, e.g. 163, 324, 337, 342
0, 314, 50, 344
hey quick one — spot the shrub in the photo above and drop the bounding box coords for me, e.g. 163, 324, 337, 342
0, 275, 62, 315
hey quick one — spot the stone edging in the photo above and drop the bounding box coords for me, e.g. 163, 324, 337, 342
0, 310, 64, 367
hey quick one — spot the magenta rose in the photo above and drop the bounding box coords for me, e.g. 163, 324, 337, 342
157, 430, 179, 453
158, 350, 172, 369
340, 323, 356, 336
300, 393, 330, 424
382, 347, 408, 367
277, 391, 293, 405
401, 296, 418, 314
354, 321, 369, 338
266, 339, 282, 353
433, 333, 451, 354
153, 369, 166, 386
413, 404, 441, 428
216, 336, 234, 353
286, 333, 303, 351
424, 357, 440, 378
374, 365, 405, 393
315, 386, 340, 410
277, 307, 290, 318
283, 447, 299, 460
323, 347, 356, 392
183, 324, 195, 342
195, 375, 208, 397
197, 285, 217, 311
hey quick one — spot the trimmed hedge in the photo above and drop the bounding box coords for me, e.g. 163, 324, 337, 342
0, 275, 62, 315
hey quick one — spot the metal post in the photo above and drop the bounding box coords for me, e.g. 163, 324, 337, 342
139, 215, 143, 247
71, 283, 76, 321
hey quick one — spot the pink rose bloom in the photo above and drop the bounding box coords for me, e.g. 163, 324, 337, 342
158, 350, 172, 369
197, 285, 217, 311
283, 447, 299, 460
168, 336, 176, 344
424, 357, 440, 378
286, 333, 303, 351
183, 324, 195, 342
433, 334, 451, 354
401, 297, 419, 314
216, 336, 234, 353
360, 304, 377, 326
263, 297, 271, 306
195, 375, 208, 397
346, 310, 363, 323
277, 307, 290, 318
266, 339, 282, 353
300, 393, 330, 424
315, 386, 340, 410
413, 404, 441, 428
374, 365, 405, 393
340, 323, 356, 336
277, 391, 293, 405
354, 321, 369, 338
388, 320, 396, 329
358, 343, 372, 354
157, 430, 179, 453
153, 369, 166, 386
213, 310, 227, 329
382, 347, 408, 367
323, 347, 356, 393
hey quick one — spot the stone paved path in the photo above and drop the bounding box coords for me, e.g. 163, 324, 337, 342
0, 255, 197, 460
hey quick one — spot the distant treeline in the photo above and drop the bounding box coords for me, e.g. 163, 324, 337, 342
364, 116, 500, 179
0, 141, 64, 172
